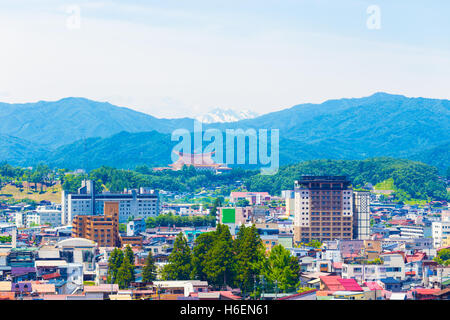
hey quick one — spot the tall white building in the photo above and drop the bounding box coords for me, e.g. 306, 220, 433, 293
61, 180, 159, 224
353, 191, 371, 240
432, 221, 450, 248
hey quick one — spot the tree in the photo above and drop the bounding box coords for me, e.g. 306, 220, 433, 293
107, 248, 124, 284
259, 244, 300, 293
116, 258, 134, 289
306, 239, 322, 249
142, 251, 157, 283
191, 232, 216, 281
161, 232, 193, 280
236, 199, 250, 207
203, 224, 235, 288
233, 225, 266, 295
124, 245, 136, 282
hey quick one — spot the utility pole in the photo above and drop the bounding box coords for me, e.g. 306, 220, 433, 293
275, 280, 278, 300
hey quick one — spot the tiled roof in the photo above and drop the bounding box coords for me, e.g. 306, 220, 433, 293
42, 272, 61, 280
84, 284, 119, 293
414, 288, 440, 295
406, 252, 426, 263
320, 276, 345, 291
277, 289, 317, 300
364, 281, 383, 291
32, 283, 56, 294
0, 292, 15, 300
218, 291, 241, 300
337, 278, 363, 292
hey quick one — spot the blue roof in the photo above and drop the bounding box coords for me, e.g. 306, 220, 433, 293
381, 277, 401, 284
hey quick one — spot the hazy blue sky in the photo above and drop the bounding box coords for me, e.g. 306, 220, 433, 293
0, 0, 449, 117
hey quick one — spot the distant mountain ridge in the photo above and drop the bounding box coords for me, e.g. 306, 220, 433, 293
0, 97, 193, 147
0, 93, 448, 171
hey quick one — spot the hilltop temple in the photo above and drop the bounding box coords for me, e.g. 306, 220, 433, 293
153, 151, 232, 174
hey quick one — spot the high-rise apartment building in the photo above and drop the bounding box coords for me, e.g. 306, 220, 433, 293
353, 191, 371, 240
72, 201, 120, 247
293, 176, 354, 244
61, 180, 159, 224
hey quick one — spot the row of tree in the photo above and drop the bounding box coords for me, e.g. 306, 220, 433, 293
161, 225, 300, 296
145, 213, 216, 228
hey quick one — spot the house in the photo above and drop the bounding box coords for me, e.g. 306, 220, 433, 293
153, 280, 209, 297
380, 277, 402, 292
364, 281, 384, 300
84, 284, 119, 299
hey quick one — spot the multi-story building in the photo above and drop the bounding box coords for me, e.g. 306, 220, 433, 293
342, 252, 406, 282
283, 190, 295, 217
432, 221, 450, 248
61, 180, 159, 224
218, 207, 253, 226
71, 202, 120, 247
353, 191, 370, 240
293, 176, 353, 244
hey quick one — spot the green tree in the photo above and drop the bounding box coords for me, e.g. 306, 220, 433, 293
124, 245, 136, 282
233, 224, 266, 295
116, 258, 134, 289
107, 248, 124, 284
203, 224, 235, 288
191, 232, 216, 281
306, 239, 322, 248
236, 199, 250, 207
161, 232, 193, 280
142, 251, 157, 283
259, 244, 300, 293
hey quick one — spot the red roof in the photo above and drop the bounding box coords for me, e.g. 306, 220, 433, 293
42, 272, 60, 280
277, 289, 317, 300
406, 252, 426, 263
320, 276, 345, 291
364, 281, 383, 291
218, 291, 241, 300
414, 289, 440, 295
337, 278, 363, 291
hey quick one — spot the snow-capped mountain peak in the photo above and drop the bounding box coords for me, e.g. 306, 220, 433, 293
195, 108, 259, 123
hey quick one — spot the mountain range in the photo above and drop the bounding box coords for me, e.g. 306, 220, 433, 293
0, 93, 448, 172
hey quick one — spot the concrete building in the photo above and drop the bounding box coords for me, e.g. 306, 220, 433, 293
353, 191, 370, 240
283, 190, 295, 217
16, 205, 62, 228
293, 176, 353, 244
35, 205, 62, 227
218, 207, 253, 226
61, 180, 159, 224
71, 202, 120, 247
126, 218, 146, 236
432, 221, 450, 248
342, 252, 406, 282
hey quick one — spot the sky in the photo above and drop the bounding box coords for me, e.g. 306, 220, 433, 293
0, 0, 449, 118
